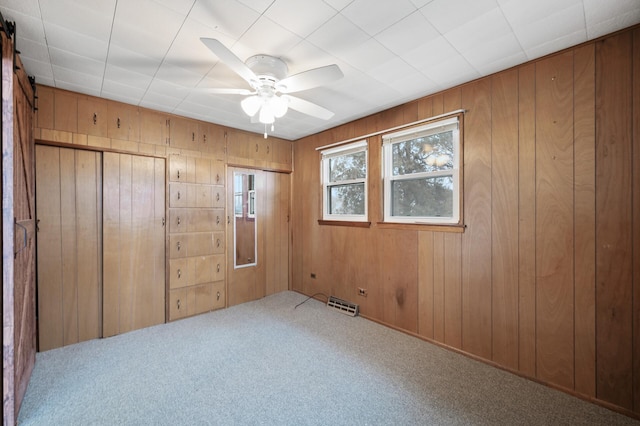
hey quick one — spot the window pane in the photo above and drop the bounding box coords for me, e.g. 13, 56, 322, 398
392, 130, 454, 176
329, 151, 366, 182
391, 176, 453, 218
329, 183, 365, 215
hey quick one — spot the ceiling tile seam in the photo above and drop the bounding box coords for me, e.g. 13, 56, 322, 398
99, 0, 119, 97
496, 2, 527, 61
141, 0, 199, 110
36, 0, 54, 87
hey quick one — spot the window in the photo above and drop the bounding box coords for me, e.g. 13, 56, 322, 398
321, 140, 368, 221
382, 116, 461, 224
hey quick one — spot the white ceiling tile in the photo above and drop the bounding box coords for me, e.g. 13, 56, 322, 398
420, 0, 499, 34
190, 0, 260, 39
499, 0, 582, 28
342, 38, 395, 72
421, 54, 479, 89
322, 0, 355, 12
0, 0, 41, 17
524, 29, 587, 60
0, 9, 45, 42
152, 0, 196, 15
40, 0, 116, 41
584, 0, 640, 39
265, 0, 337, 38
512, 3, 586, 52
376, 11, 440, 57
44, 23, 109, 62
100, 90, 144, 107
401, 36, 459, 71
141, 91, 183, 111
104, 64, 153, 89
236, 16, 303, 58
472, 48, 527, 76
163, 18, 230, 74
277, 40, 345, 77
20, 57, 53, 82
106, 44, 162, 78
52, 66, 102, 93
238, 0, 275, 14
341, 0, 417, 35
101, 79, 147, 102
15, 37, 49, 63
444, 7, 512, 54
147, 78, 191, 100
368, 57, 439, 96
155, 62, 204, 89
49, 47, 105, 77
307, 14, 370, 63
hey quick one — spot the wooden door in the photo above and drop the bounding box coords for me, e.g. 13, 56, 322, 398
103, 153, 165, 336
35, 146, 102, 351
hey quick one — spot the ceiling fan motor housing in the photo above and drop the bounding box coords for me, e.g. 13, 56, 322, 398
246, 55, 288, 84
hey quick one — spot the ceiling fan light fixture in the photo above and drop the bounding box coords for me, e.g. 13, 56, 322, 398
271, 95, 288, 118
241, 95, 262, 117
259, 104, 275, 124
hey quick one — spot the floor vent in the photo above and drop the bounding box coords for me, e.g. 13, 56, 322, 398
327, 296, 359, 317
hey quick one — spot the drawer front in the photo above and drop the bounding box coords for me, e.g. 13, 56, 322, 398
191, 255, 213, 285
169, 208, 188, 233
211, 254, 225, 282
189, 209, 216, 232
211, 281, 225, 310
212, 188, 225, 208
169, 234, 188, 258
195, 157, 212, 184
189, 233, 215, 256
169, 183, 187, 208
169, 155, 186, 182
169, 288, 188, 320
211, 160, 225, 186
169, 258, 191, 289
187, 284, 213, 316
212, 231, 225, 254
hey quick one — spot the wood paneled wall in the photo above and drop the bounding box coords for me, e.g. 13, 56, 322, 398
291, 26, 640, 417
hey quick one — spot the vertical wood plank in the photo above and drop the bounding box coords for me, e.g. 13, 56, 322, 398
518, 63, 537, 377
595, 32, 634, 409
417, 231, 434, 339
433, 232, 445, 342
59, 148, 78, 346
573, 43, 596, 398
35, 146, 63, 351
153, 158, 166, 326
461, 78, 493, 358
443, 233, 462, 349
633, 27, 640, 414
491, 70, 519, 369
119, 154, 134, 334
75, 150, 101, 342
535, 51, 575, 390
102, 152, 120, 337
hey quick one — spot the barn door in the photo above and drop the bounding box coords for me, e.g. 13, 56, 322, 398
35, 146, 102, 351
103, 153, 165, 336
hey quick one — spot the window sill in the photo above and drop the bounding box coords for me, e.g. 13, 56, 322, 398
318, 220, 371, 228
376, 222, 465, 233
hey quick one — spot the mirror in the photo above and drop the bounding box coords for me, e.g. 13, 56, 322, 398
233, 171, 257, 268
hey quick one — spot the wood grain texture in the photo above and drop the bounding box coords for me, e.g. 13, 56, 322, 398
460, 78, 493, 359
595, 32, 634, 410
633, 27, 640, 415
417, 231, 434, 339
432, 232, 445, 342
573, 43, 596, 398
443, 233, 462, 348
517, 63, 537, 377
491, 70, 519, 369
535, 51, 575, 390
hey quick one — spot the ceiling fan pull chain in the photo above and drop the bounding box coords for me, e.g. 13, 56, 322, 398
264, 124, 267, 139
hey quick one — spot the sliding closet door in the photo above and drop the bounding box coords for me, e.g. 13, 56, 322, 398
36, 145, 102, 351
103, 153, 165, 337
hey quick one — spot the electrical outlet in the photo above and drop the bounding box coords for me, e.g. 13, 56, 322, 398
358, 287, 367, 297
310, 273, 316, 279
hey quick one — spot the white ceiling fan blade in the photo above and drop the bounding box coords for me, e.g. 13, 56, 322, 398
200, 38, 257, 86
203, 88, 255, 95
277, 64, 343, 93
284, 95, 334, 120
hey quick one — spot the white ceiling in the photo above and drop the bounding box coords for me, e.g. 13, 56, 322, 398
1, 0, 639, 140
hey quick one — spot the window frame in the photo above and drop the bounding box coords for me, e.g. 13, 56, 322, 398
321, 139, 368, 222
382, 116, 461, 225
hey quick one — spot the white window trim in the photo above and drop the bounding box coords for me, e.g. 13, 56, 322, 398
382, 117, 461, 224
321, 140, 368, 222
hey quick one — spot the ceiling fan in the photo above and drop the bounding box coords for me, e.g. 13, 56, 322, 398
201, 38, 343, 135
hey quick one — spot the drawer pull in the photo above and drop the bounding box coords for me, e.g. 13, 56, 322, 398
203, 134, 207, 143
177, 170, 180, 179
216, 291, 221, 301
255, 143, 259, 152
177, 241, 181, 251
93, 113, 97, 125
192, 132, 195, 141
177, 299, 181, 310
177, 269, 181, 278
177, 217, 181, 226
117, 117, 121, 128
216, 192, 220, 202
216, 173, 220, 183
177, 191, 181, 200
267, 145, 270, 154
216, 239, 221, 248
217, 264, 220, 273
216, 216, 220, 225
